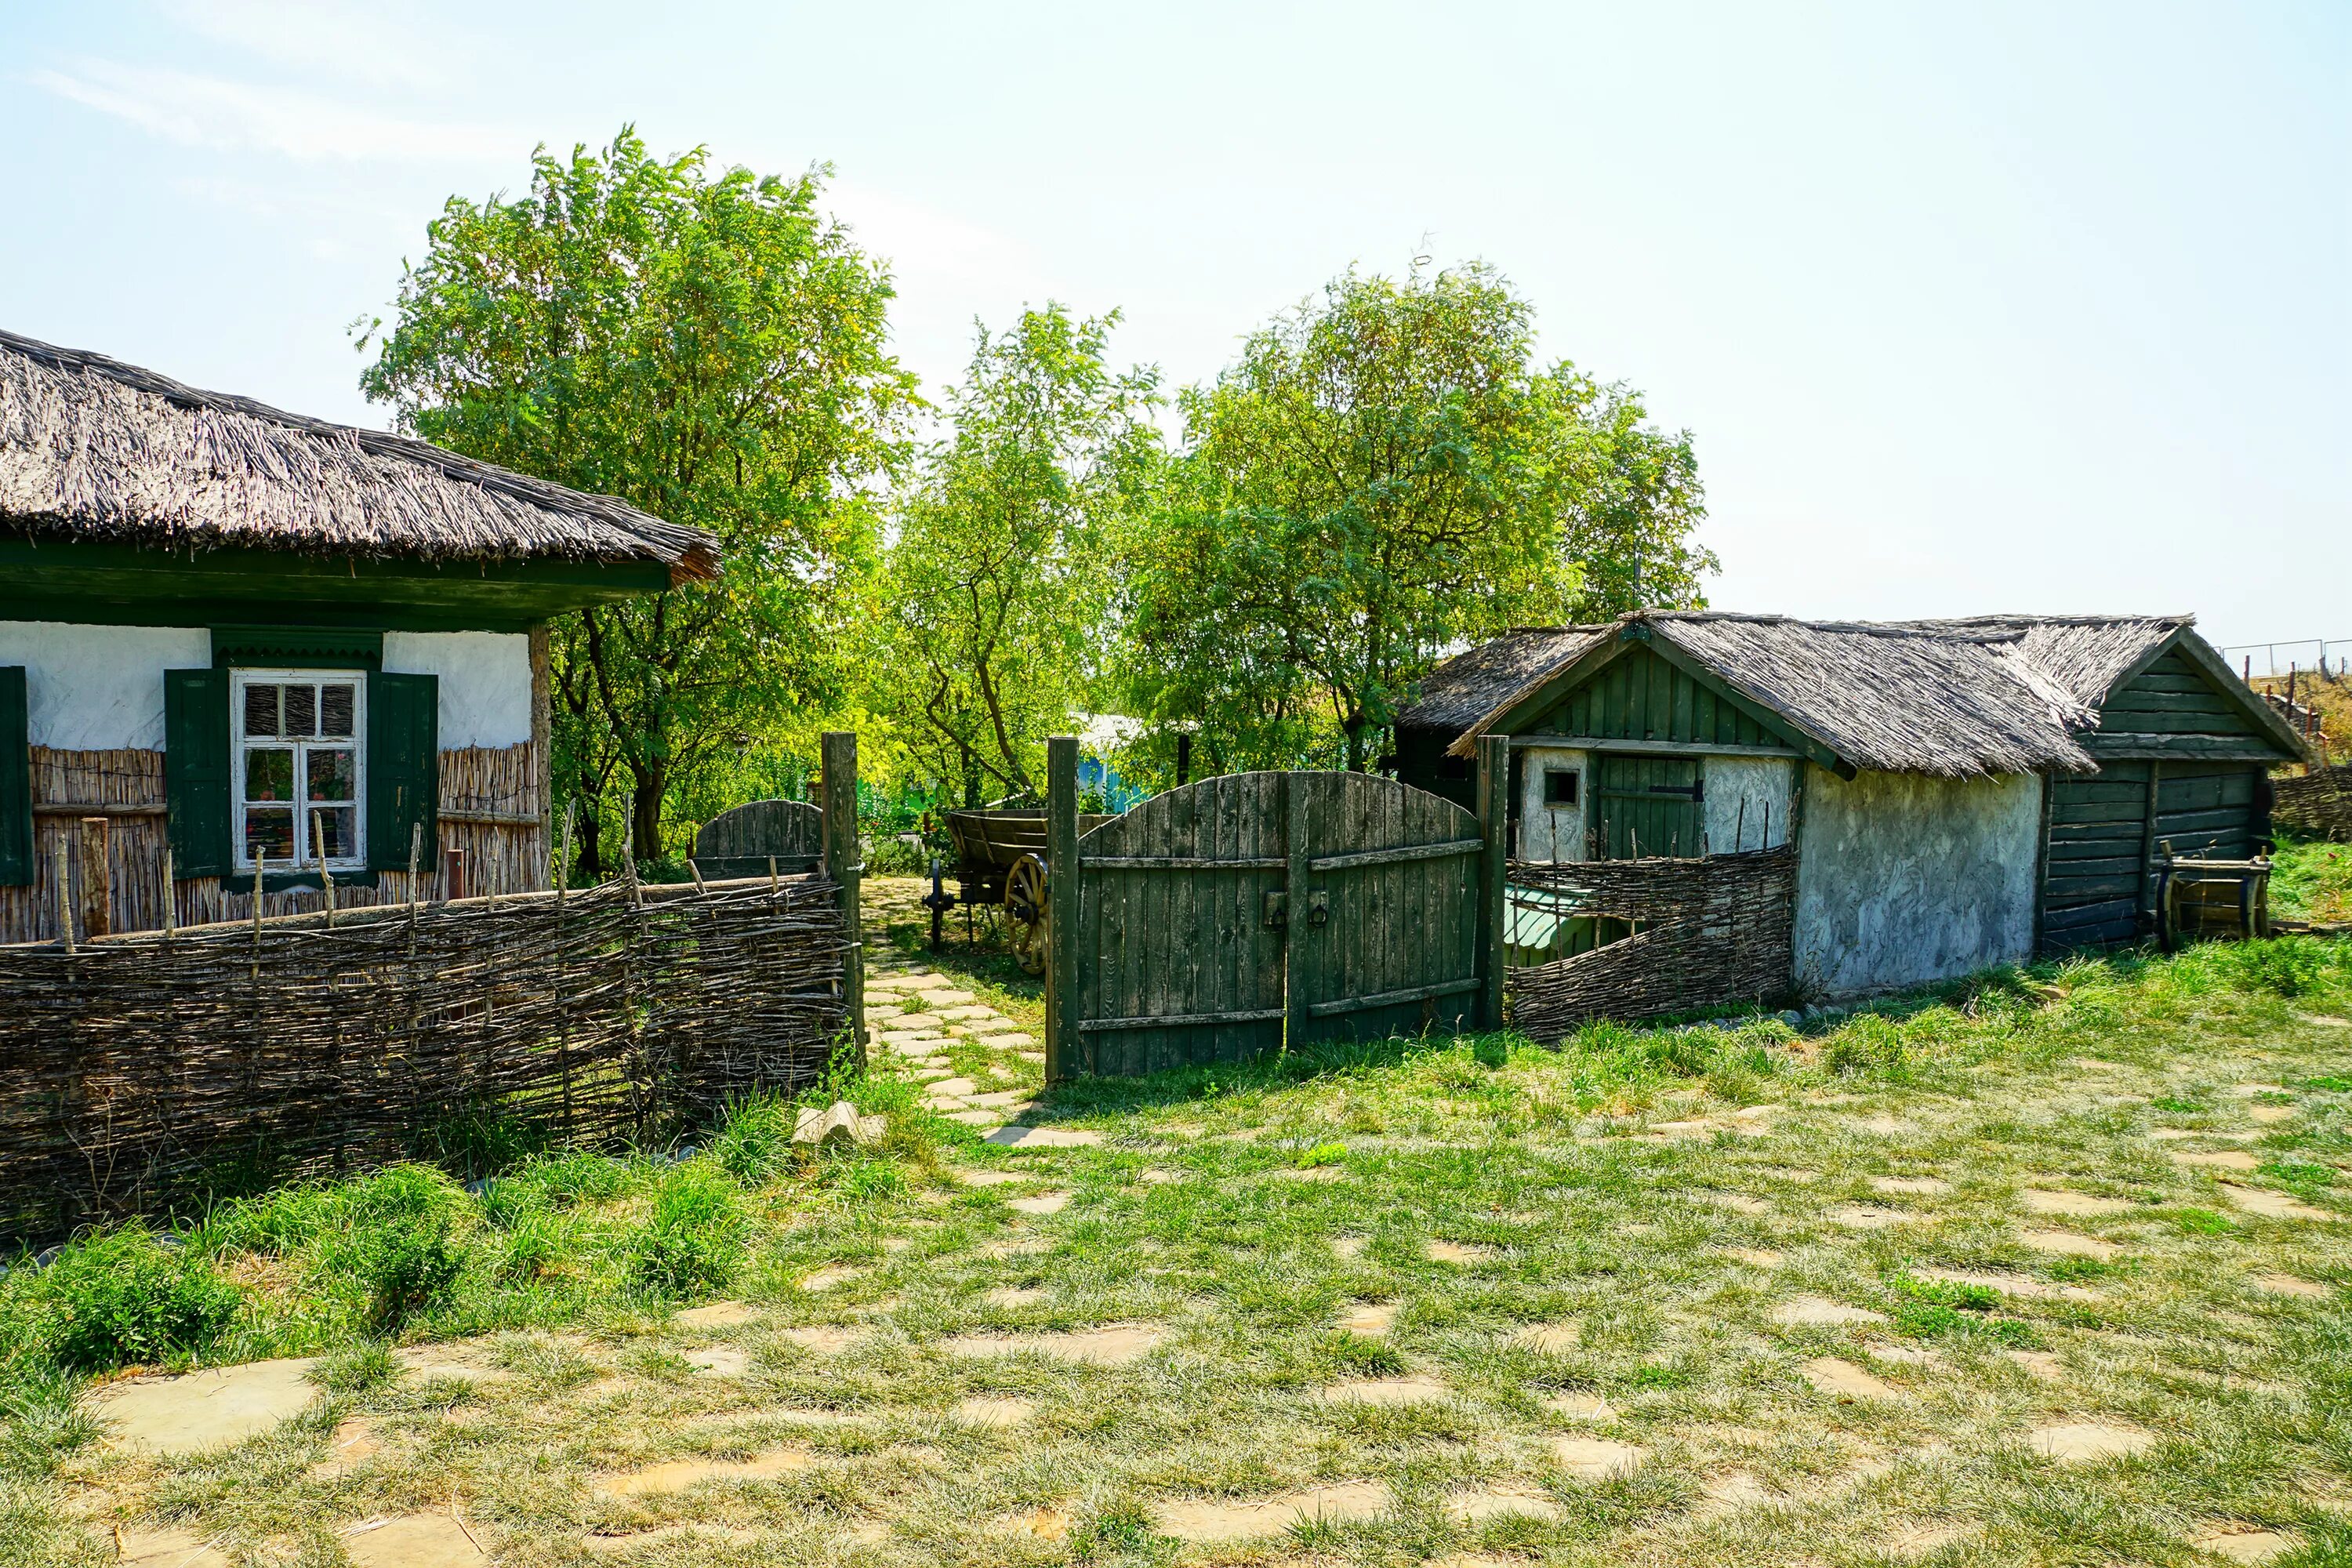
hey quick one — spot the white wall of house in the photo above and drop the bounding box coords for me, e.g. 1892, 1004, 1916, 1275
383, 631, 533, 749
0, 620, 210, 750
1793, 764, 2042, 1000
1704, 756, 1796, 853
1515, 745, 1589, 861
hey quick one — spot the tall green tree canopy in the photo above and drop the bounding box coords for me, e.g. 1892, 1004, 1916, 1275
876, 306, 1160, 805
358, 129, 913, 869
1118, 261, 1713, 774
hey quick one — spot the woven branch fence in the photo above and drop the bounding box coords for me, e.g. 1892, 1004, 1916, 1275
1504, 845, 1797, 1040
0, 873, 851, 1243
2275, 765, 2352, 843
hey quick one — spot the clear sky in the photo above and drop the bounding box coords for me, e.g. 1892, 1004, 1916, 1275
4, 2, 2343, 659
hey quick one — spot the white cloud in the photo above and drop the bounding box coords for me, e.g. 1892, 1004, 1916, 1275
162, 0, 456, 92
31, 59, 519, 163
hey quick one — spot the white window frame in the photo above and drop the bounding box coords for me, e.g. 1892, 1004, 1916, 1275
230, 667, 368, 873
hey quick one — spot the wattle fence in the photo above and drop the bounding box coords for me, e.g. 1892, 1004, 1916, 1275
0, 873, 853, 1243
1504, 845, 1798, 1038
2275, 764, 2352, 843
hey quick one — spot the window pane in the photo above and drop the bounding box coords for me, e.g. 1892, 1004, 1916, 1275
244, 806, 296, 863
320, 683, 355, 738
245, 746, 295, 802
241, 684, 282, 738
310, 806, 357, 861
285, 684, 318, 737
307, 748, 356, 803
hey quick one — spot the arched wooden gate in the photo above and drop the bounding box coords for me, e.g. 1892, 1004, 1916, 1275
1040, 739, 1508, 1079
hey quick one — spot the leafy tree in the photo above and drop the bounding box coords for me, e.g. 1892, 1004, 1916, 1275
875, 306, 1160, 806
1118, 261, 1714, 773
358, 129, 913, 871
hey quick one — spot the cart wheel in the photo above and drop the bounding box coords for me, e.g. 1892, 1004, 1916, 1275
1004, 853, 1049, 976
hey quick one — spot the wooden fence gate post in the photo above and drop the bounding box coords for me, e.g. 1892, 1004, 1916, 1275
1475, 735, 1509, 1031
821, 731, 865, 1065
1044, 736, 1079, 1082
77, 816, 111, 941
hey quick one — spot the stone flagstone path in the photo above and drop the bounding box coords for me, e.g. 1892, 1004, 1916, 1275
862, 962, 1048, 1131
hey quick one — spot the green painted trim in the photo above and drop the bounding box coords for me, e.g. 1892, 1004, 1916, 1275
0, 534, 671, 632
246, 869, 383, 895
212, 627, 384, 670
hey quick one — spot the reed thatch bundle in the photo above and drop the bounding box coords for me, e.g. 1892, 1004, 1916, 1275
0, 872, 849, 1243
1412, 612, 2192, 779
1504, 845, 1796, 1038
0, 328, 717, 580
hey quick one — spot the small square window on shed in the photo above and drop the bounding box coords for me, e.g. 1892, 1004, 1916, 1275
1543, 768, 1580, 808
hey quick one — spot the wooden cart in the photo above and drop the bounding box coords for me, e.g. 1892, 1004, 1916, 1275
942, 808, 1112, 973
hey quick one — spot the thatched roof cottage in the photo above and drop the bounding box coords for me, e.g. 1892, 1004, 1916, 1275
0, 328, 717, 942
1396, 612, 2307, 999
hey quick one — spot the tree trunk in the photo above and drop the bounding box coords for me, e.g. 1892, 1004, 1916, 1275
576, 800, 604, 880
961, 745, 982, 810
630, 762, 666, 864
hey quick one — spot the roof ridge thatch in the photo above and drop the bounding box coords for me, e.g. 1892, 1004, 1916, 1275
0, 328, 719, 583
1400, 609, 2245, 779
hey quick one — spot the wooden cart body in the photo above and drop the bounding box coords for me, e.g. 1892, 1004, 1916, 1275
942, 809, 1112, 905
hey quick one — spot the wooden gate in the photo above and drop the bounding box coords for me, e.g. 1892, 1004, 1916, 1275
1043, 739, 1506, 1079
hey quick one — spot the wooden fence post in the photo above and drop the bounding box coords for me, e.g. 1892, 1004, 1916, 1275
77, 816, 111, 941
821, 731, 865, 1065
1044, 735, 1079, 1082
1475, 735, 1509, 1031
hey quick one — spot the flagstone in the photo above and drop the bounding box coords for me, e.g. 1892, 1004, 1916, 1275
313, 1416, 382, 1479
684, 1345, 750, 1377
1446, 1486, 1563, 1522
118, 1527, 231, 1566
778, 1326, 855, 1354
1726, 1247, 1785, 1269
2173, 1149, 2260, 1171
1512, 1320, 1580, 1352
96, 1356, 321, 1455
1321, 1374, 1449, 1406
2019, 1228, 2121, 1260
1826, 1203, 1906, 1229
942, 1325, 1165, 1364
1871, 1175, 1950, 1196
1773, 1296, 1886, 1326
1009, 1189, 1071, 1215
2220, 1184, 2337, 1221
595, 1447, 812, 1497
2190, 1526, 2300, 1563
1155, 1481, 1387, 1543
1426, 1239, 1498, 1264
1552, 1436, 1647, 1479
800, 1266, 861, 1293
1338, 1301, 1396, 1334
2027, 1421, 2157, 1463
2251, 1273, 2330, 1298
1545, 1391, 1616, 1421
674, 1300, 754, 1327
2019, 1188, 2133, 1216
1802, 1357, 1900, 1399
956, 1396, 1037, 1427
343, 1515, 489, 1566
985, 1125, 1102, 1149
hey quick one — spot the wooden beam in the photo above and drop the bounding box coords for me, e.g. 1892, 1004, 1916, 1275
1044, 736, 1080, 1082
1308, 837, 1483, 873
1506, 734, 1801, 760
821, 731, 863, 1064
1475, 734, 1509, 1031
2084, 733, 2295, 760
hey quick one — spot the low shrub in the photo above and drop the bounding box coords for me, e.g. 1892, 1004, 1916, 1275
625, 1163, 744, 1298
710, 1094, 800, 1185
333, 1211, 465, 1334
26, 1226, 241, 1373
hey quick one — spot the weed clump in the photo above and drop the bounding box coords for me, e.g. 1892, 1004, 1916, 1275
626, 1163, 744, 1298
18, 1225, 240, 1374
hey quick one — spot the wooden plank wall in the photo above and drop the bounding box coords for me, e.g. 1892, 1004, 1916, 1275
1, 742, 547, 944
1540, 645, 1780, 748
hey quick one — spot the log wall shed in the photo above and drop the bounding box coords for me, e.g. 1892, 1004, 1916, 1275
1396, 612, 2307, 1000
0, 328, 718, 943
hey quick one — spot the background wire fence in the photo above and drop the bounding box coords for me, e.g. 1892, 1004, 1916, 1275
1503, 846, 1798, 1039
0, 873, 851, 1244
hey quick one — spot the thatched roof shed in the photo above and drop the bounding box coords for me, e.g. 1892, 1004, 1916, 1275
1400, 611, 2215, 778
0, 328, 718, 583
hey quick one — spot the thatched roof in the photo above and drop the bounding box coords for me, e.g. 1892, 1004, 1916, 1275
1403, 611, 2222, 778
0, 328, 719, 583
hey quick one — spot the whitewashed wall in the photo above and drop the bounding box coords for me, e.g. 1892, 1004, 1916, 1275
383, 631, 534, 749
1793, 765, 2043, 999
0, 621, 210, 749
1515, 745, 1589, 860
1705, 757, 1796, 853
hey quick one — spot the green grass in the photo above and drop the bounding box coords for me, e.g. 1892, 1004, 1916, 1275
2276, 834, 2352, 926
4, 934, 2350, 1565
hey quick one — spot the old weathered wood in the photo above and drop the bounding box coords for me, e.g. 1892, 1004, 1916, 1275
1476, 735, 1508, 1030
1080, 1005, 1287, 1032
1308, 837, 1483, 873
1504, 734, 1800, 760
442, 848, 467, 902
1087, 854, 1287, 870
695, 798, 824, 878
820, 731, 863, 1062
75, 816, 110, 940
1044, 736, 1080, 1081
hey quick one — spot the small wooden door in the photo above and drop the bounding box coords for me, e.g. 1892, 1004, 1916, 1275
1592, 755, 1703, 859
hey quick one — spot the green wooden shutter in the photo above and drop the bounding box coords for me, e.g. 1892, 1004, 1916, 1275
164, 669, 232, 877
368, 671, 439, 873
0, 667, 30, 887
